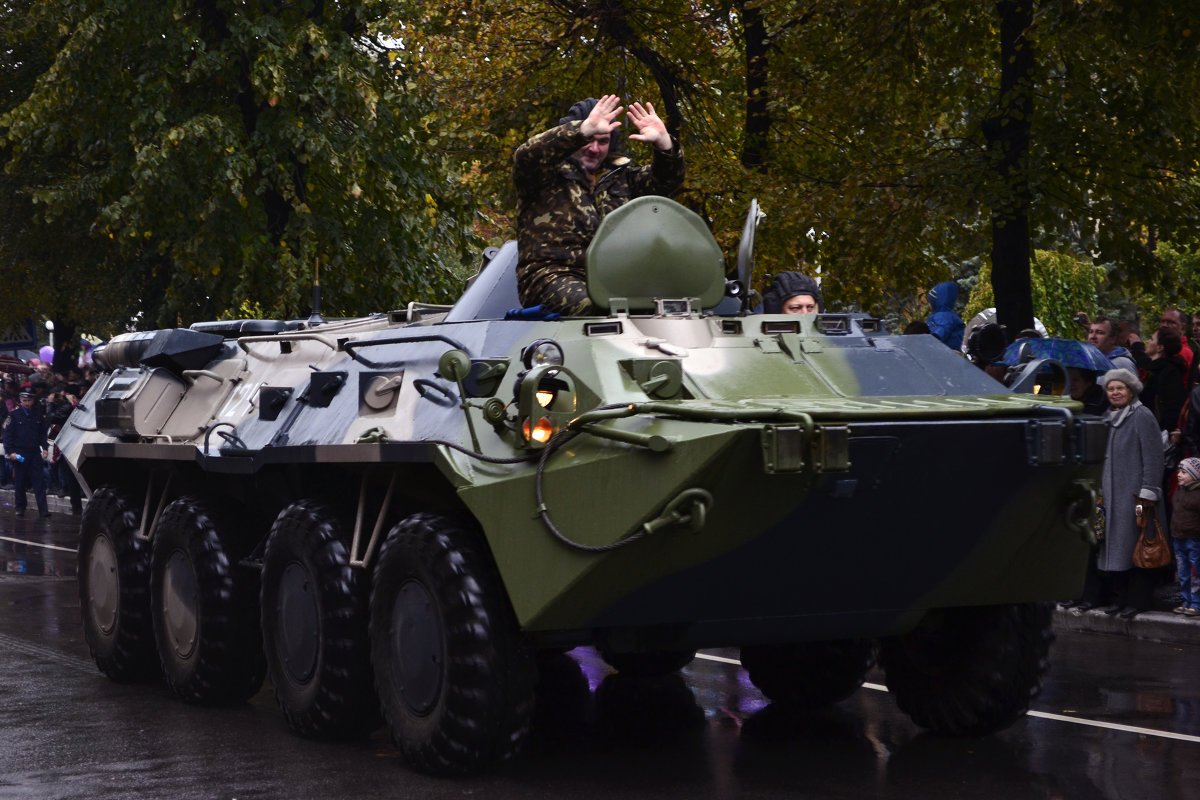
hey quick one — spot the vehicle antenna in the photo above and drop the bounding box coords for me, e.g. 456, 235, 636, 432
308, 258, 326, 326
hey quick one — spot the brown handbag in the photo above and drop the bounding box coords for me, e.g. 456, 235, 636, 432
1132, 499, 1172, 569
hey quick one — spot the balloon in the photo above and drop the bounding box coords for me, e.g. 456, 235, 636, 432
39, 346, 55, 363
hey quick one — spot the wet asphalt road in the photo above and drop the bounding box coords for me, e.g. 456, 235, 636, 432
3, 498, 1200, 800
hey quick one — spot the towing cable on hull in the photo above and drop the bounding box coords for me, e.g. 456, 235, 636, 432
531, 402, 817, 553
532, 427, 710, 554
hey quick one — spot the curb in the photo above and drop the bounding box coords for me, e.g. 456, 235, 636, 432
0, 486, 86, 516
1053, 606, 1200, 648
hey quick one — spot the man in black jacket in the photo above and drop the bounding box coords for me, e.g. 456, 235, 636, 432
3, 389, 49, 517
45, 385, 84, 514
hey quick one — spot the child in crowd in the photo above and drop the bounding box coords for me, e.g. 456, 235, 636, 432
1172, 457, 1200, 615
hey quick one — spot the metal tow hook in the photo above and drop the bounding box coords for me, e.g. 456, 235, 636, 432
641, 488, 714, 536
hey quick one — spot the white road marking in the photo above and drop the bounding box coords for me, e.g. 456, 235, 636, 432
0, 535, 76, 553
1022, 710, 1200, 743
697, 654, 1200, 744
694, 651, 741, 666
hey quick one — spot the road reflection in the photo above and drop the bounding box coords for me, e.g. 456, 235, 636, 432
520, 643, 1200, 800
1, 532, 1198, 800
0, 530, 77, 577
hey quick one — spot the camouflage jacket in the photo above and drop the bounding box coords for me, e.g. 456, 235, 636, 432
513, 119, 685, 302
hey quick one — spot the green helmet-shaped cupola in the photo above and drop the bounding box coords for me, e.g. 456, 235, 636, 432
585, 196, 726, 313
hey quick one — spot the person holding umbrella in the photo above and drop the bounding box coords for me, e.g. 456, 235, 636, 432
994, 337, 1114, 402
1067, 366, 1110, 415
995, 337, 1114, 374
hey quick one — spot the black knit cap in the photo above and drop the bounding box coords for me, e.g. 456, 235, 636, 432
763, 272, 824, 314
559, 97, 622, 153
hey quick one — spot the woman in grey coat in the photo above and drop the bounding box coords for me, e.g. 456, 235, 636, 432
1097, 368, 1168, 618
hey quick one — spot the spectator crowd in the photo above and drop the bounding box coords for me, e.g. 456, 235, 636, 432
916, 300, 1200, 619
1, 355, 99, 517
1058, 309, 1200, 618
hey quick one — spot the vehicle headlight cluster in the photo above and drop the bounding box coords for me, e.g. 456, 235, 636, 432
512, 339, 598, 449
517, 365, 577, 447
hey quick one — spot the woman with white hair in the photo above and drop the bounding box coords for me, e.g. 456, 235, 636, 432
1095, 368, 1169, 618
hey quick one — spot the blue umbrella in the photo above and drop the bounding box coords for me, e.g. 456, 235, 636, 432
994, 337, 1114, 373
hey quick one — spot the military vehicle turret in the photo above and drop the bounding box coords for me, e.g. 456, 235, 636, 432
60, 197, 1104, 775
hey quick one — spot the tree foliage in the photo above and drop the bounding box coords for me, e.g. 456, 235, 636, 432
965, 249, 1103, 338
1, 0, 480, 335
1108, 243, 1200, 328
402, 0, 1200, 325
3, 1, 1199, 341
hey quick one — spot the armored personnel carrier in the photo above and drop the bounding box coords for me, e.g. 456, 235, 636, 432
60, 197, 1104, 775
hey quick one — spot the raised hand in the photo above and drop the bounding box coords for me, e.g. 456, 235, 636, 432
580, 95, 624, 138
626, 101, 672, 151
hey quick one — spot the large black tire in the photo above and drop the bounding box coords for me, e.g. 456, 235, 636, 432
879, 602, 1054, 736
741, 639, 879, 709
150, 496, 266, 705
369, 513, 535, 775
261, 500, 378, 739
599, 648, 697, 677
77, 487, 157, 681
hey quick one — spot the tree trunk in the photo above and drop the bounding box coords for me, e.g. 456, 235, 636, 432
596, 2, 685, 137
986, 0, 1036, 340
50, 319, 78, 377
741, 0, 770, 171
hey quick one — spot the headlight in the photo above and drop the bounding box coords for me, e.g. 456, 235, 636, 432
522, 416, 556, 444
531, 371, 571, 411
522, 339, 564, 369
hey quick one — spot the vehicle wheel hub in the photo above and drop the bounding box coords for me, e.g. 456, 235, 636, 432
390, 579, 442, 716
277, 562, 319, 684
87, 534, 119, 635
162, 550, 198, 660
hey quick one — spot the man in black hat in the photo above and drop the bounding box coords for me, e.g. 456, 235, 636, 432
3, 388, 50, 517
513, 94, 685, 315
763, 271, 824, 315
